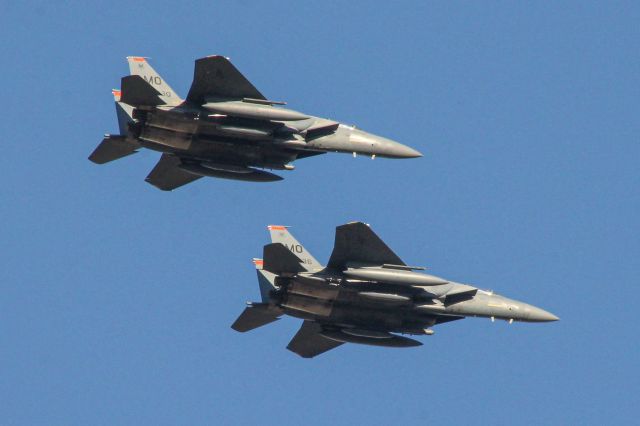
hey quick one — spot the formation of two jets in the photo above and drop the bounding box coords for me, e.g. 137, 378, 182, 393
90, 56, 557, 358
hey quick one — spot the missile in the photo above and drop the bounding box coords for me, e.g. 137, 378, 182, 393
343, 267, 448, 286
178, 163, 283, 182
202, 101, 310, 121
320, 330, 422, 348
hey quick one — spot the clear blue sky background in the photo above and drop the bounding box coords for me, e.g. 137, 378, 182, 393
1, 2, 638, 425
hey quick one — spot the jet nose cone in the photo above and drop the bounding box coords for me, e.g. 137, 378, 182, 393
528, 306, 559, 322
349, 130, 422, 158
386, 142, 423, 159
375, 136, 422, 158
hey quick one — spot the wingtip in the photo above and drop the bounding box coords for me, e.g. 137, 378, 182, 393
198, 55, 231, 62
126, 56, 148, 62
267, 225, 289, 231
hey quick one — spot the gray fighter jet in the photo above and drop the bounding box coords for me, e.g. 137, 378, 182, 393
89, 56, 421, 190
232, 223, 558, 358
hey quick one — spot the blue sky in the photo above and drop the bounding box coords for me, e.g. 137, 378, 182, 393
1, 1, 638, 424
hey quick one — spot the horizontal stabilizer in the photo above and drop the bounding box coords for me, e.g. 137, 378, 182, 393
287, 321, 344, 358
186, 55, 265, 104
263, 243, 307, 275
231, 304, 281, 332
120, 75, 164, 107
89, 135, 139, 164
328, 222, 405, 270
145, 154, 202, 191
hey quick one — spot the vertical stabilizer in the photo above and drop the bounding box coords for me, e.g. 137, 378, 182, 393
112, 89, 134, 135
253, 258, 277, 303
267, 225, 322, 271
126, 56, 182, 105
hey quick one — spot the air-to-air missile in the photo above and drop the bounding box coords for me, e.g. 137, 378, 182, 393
89, 56, 421, 190
232, 222, 558, 358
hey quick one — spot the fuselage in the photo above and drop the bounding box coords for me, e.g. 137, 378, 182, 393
270, 269, 558, 337
129, 102, 421, 173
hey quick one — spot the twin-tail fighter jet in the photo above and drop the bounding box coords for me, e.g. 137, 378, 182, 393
232, 222, 558, 358
89, 56, 421, 190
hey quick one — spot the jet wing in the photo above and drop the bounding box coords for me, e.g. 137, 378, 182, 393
186, 56, 265, 105
287, 321, 344, 358
89, 135, 139, 164
145, 154, 202, 191
327, 222, 405, 270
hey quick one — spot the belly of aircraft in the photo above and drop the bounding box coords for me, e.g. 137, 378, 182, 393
278, 279, 425, 331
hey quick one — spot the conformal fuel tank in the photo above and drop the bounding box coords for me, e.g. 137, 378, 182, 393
343, 267, 448, 286
203, 101, 310, 121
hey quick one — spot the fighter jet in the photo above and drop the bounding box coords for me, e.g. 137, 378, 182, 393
89, 56, 421, 190
232, 222, 558, 358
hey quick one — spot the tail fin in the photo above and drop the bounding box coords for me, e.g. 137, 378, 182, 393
253, 258, 276, 303
268, 225, 322, 271
120, 75, 164, 107
112, 89, 134, 135
127, 56, 182, 105
262, 243, 307, 275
